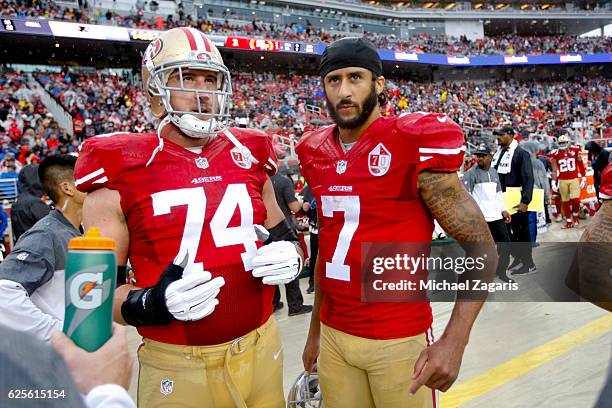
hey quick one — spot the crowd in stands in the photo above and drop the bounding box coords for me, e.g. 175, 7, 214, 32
0, 72, 73, 177
383, 77, 611, 142
35, 71, 154, 138
1, 68, 610, 168
3, 0, 612, 56
366, 32, 612, 55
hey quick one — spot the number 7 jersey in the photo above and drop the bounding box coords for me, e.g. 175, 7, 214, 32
75, 129, 278, 345
296, 113, 465, 340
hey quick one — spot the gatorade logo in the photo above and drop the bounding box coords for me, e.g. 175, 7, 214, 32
70, 272, 103, 310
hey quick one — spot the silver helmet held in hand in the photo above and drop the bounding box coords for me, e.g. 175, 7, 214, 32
287, 368, 323, 408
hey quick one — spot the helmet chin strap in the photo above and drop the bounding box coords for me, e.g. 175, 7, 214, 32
146, 116, 170, 167
172, 113, 219, 139
146, 115, 260, 167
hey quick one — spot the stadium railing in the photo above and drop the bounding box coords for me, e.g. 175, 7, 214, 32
26, 74, 74, 137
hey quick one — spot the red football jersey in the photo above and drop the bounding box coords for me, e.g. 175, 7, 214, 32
75, 128, 278, 345
550, 146, 586, 180
296, 113, 465, 340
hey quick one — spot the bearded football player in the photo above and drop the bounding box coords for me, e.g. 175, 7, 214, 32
75, 28, 303, 407
550, 134, 587, 229
297, 37, 497, 407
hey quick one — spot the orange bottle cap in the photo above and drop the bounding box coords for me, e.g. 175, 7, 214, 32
68, 227, 116, 250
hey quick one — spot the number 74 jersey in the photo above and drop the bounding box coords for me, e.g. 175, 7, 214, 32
75, 129, 278, 345
296, 113, 465, 340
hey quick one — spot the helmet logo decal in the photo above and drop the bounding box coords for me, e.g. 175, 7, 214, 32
144, 38, 163, 65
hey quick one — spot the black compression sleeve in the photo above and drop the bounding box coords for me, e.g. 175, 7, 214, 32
265, 219, 299, 244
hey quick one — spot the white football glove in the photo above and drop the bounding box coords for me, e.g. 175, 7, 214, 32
165, 272, 225, 321
252, 241, 302, 285
580, 177, 587, 189
552, 181, 559, 193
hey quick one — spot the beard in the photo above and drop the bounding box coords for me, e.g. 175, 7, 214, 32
326, 83, 378, 130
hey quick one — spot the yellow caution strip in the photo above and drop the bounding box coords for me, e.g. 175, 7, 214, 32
441, 313, 612, 407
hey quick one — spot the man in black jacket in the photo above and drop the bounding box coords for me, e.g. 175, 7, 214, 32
11, 164, 50, 242
270, 172, 313, 316
585, 141, 611, 199
492, 126, 536, 276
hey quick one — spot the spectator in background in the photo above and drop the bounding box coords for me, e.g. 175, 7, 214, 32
83, 118, 96, 139
47, 133, 61, 152
0, 155, 84, 341
585, 141, 611, 199
523, 142, 550, 245
270, 171, 312, 316
1, 159, 19, 179
537, 151, 553, 224
11, 164, 50, 242
300, 184, 318, 294
492, 126, 536, 276
58, 144, 70, 155
463, 145, 513, 283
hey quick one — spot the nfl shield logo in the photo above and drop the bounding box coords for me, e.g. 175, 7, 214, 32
194, 157, 209, 169
336, 160, 348, 174
368, 143, 392, 176
231, 147, 252, 169
160, 379, 174, 396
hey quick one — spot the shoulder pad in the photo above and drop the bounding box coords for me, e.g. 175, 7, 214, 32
296, 125, 334, 156
75, 132, 155, 192
396, 112, 463, 138
401, 112, 465, 193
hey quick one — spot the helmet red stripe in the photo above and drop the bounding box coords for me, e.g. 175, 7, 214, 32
200, 32, 211, 52
180, 27, 197, 50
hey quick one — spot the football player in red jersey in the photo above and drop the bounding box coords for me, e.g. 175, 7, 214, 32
297, 37, 497, 408
74, 28, 303, 407
550, 134, 587, 229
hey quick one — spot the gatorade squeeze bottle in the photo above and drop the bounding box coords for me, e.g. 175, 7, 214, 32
63, 227, 116, 352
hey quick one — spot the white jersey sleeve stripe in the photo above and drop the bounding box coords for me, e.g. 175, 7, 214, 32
419, 156, 433, 162
419, 146, 466, 155
92, 176, 109, 185
267, 157, 278, 170
75, 168, 105, 186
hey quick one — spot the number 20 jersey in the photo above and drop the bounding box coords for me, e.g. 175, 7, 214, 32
549, 146, 586, 180
296, 113, 465, 340
75, 129, 278, 345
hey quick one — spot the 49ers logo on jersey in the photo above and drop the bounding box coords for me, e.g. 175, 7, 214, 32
230, 147, 252, 169
368, 143, 392, 176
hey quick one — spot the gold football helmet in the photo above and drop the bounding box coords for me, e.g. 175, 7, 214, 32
141, 27, 232, 138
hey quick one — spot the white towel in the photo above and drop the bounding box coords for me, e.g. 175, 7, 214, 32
493, 139, 518, 175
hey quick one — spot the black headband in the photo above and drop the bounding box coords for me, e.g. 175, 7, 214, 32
319, 37, 382, 79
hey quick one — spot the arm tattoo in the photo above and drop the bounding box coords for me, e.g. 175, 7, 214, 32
418, 170, 493, 243
581, 206, 612, 243
573, 205, 612, 310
